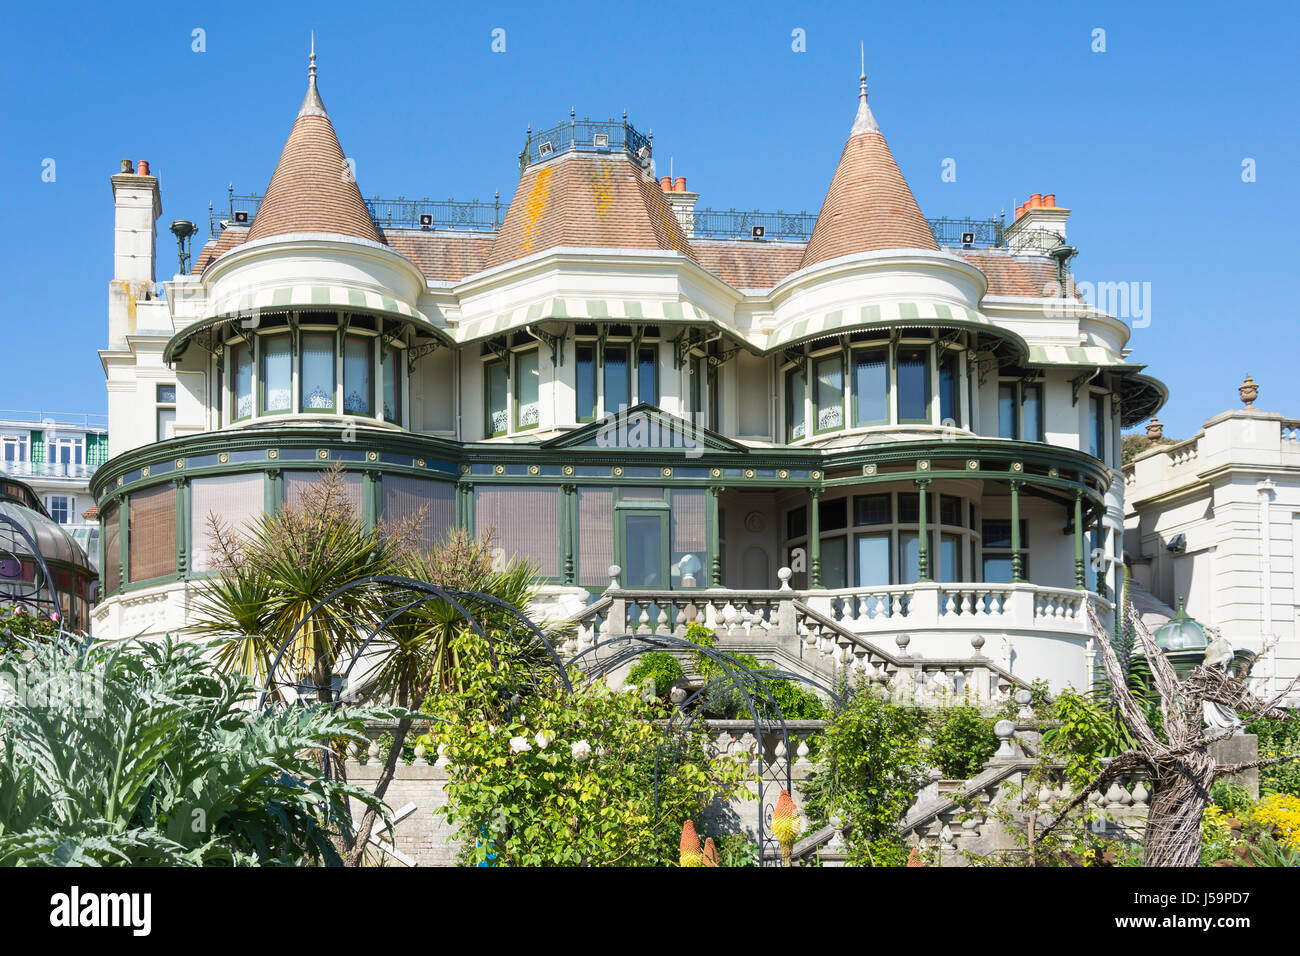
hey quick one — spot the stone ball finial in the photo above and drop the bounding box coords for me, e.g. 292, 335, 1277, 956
777, 567, 793, 591
1146, 417, 1163, 440
1239, 374, 1259, 407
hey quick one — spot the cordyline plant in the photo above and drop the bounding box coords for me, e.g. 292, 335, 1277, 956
190, 464, 570, 865
1039, 602, 1300, 866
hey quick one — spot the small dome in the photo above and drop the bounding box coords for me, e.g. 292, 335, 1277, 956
1152, 599, 1207, 652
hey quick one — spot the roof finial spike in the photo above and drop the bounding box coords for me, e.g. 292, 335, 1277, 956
858, 42, 867, 102
308, 31, 317, 84
849, 49, 878, 137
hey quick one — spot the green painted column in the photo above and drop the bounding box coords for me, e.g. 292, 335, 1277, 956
362, 471, 379, 531
117, 497, 128, 593
916, 478, 931, 582
1009, 479, 1023, 583
809, 488, 821, 588
174, 477, 189, 578
561, 484, 576, 585
707, 485, 722, 588
265, 469, 282, 515
1073, 489, 1085, 589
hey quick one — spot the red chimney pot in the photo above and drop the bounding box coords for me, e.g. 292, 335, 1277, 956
674, 176, 686, 192
137, 160, 150, 176
660, 176, 672, 191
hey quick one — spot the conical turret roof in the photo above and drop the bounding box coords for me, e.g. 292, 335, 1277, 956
800, 74, 937, 268
247, 44, 383, 245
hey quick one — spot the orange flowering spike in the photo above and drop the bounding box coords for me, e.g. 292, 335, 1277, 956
679, 820, 702, 867
702, 836, 719, 867
771, 789, 803, 864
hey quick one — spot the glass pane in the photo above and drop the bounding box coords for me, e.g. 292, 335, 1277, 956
624, 514, 663, 588
1090, 395, 1104, 459
486, 361, 508, 435
855, 533, 890, 586
898, 532, 921, 585
156, 383, 177, 404
786, 366, 806, 441
853, 348, 888, 425
343, 337, 372, 414
982, 554, 1014, 584
821, 536, 847, 589
897, 347, 930, 421
301, 333, 335, 411
156, 407, 176, 441
898, 492, 919, 524
262, 336, 292, 413
814, 355, 844, 431
576, 345, 596, 420
1023, 384, 1042, 441
982, 519, 1013, 550
939, 533, 962, 582
516, 350, 540, 429
998, 384, 1017, 439
939, 352, 958, 426
854, 493, 891, 526
233, 343, 253, 420
939, 494, 962, 527
382, 347, 401, 423
786, 506, 807, 540
690, 357, 705, 418
670, 489, 706, 588
604, 346, 630, 415
819, 497, 847, 531
638, 347, 658, 406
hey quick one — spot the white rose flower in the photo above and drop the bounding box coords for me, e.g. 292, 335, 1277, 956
509, 736, 532, 754
570, 739, 592, 762
535, 731, 553, 750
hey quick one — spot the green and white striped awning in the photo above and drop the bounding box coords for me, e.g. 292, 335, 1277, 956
1026, 344, 1139, 369
206, 284, 419, 321
760, 301, 1028, 357
454, 297, 733, 344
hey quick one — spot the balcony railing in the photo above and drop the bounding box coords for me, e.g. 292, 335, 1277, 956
1, 461, 98, 480
0, 410, 107, 430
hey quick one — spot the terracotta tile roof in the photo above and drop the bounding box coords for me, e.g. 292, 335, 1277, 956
486, 152, 697, 269
693, 241, 806, 289
384, 230, 493, 281
246, 78, 383, 245
958, 251, 1082, 299
800, 90, 937, 269
192, 227, 249, 274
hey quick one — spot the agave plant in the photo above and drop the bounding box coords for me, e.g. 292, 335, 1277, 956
0, 634, 399, 865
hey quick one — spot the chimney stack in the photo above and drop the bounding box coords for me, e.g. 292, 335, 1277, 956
1005, 191, 1070, 254
108, 160, 162, 346
660, 174, 698, 237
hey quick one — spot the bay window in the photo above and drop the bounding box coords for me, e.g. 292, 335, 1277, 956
852, 347, 888, 426
232, 342, 254, 421
485, 359, 508, 437
814, 354, 845, 433
938, 352, 959, 426
381, 346, 401, 424
576, 345, 597, 422
638, 347, 658, 406
604, 345, 630, 416
897, 347, 930, 422
785, 366, 806, 441
1089, 393, 1106, 461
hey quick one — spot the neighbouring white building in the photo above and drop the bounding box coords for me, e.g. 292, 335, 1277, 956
1124, 377, 1300, 697
0, 411, 109, 567
89, 51, 1169, 692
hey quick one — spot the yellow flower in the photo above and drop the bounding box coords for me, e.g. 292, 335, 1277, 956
1251, 794, 1300, 851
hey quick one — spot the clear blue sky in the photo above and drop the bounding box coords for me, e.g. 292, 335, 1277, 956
2, 0, 1296, 440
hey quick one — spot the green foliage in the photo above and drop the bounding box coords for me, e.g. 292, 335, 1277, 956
927, 706, 996, 779
427, 631, 753, 866
711, 832, 758, 867
1247, 716, 1300, 797
626, 652, 684, 699
802, 680, 928, 866
1039, 689, 1135, 789
1211, 781, 1255, 816
0, 635, 398, 865
0, 605, 64, 656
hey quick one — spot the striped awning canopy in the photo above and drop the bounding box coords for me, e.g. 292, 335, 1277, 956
453, 297, 737, 345
759, 301, 1029, 358
206, 283, 419, 321
1026, 344, 1140, 369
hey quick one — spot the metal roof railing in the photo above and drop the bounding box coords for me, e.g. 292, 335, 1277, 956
0, 411, 108, 430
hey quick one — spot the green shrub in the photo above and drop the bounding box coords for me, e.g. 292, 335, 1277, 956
928, 706, 996, 779
626, 652, 684, 699
1247, 716, 1300, 797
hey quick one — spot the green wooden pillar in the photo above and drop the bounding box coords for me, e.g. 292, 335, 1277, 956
561, 484, 576, 585
707, 485, 722, 587
1073, 489, 1085, 589
1009, 479, 1023, 583
265, 468, 282, 515
116, 496, 128, 594
916, 478, 931, 582
362, 471, 380, 531
809, 487, 821, 588
174, 477, 189, 578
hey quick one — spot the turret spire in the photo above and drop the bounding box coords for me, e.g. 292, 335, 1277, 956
850, 51, 879, 136
309, 32, 317, 85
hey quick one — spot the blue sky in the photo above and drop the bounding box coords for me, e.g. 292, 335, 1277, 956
2, 0, 1296, 439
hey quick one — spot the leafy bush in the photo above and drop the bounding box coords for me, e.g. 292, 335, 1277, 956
626, 652, 684, 699
1040, 690, 1136, 789
0, 635, 398, 865
927, 706, 996, 779
1247, 716, 1300, 797
802, 680, 928, 866
1211, 781, 1255, 816
428, 631, 753, 866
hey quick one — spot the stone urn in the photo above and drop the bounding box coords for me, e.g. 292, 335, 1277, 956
1239, 374, 1259, 407
1146, 417, 1163, 440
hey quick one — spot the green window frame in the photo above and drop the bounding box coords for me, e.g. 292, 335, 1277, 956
259, 334, 292, 416
343, 335, 373, 416
231, 341, 253, 422
998, 382, 1019, 439
896, 345, 931, 424
813, 353, 845, 434
485, 358, 508, 437
785, 364, 806, 442
300, 332, 337, 413
938, 351, 960, 427
515, 348, 540, 431
1023, 383, 1044, 442
575, 344, 597, 422
604, 345, 630, 416
381, 345, 402, 425
852, 346, 888, 427
637, 346, 658, 406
